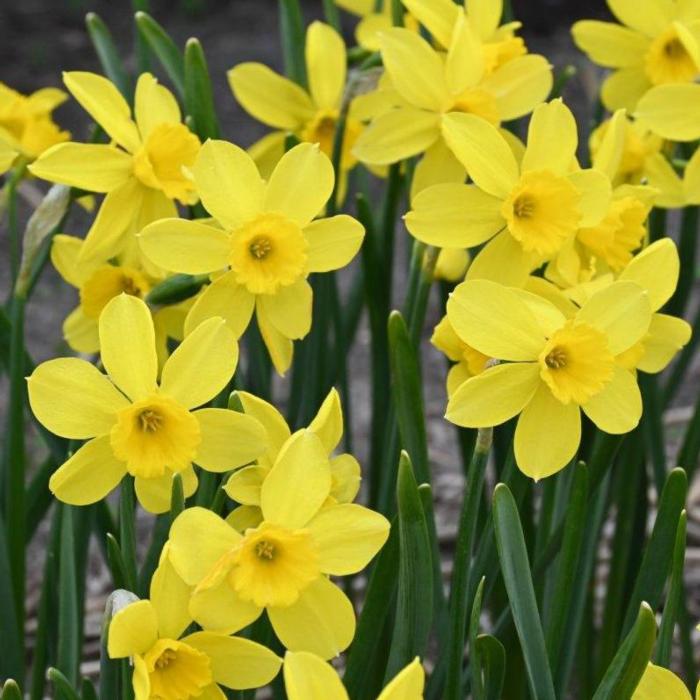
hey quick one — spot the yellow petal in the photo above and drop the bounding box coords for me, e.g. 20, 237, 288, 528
636, 84, 700, 141
619, 238, 679, 310
522, 99, 577, 176
227, 63, 315, 130
135, 467, 198, 514
63, 307, 100, 354
644, 152, 685, 209
608, 0, 673, 37
482, 54, 553, 122
567, 169, 612, 227
306, 22, 346, 110
169, 507, 241, 586
284, 651, 349, 700
134, 72, 180, 139
405, 182, 504, 248
49, 435, 126, 505
446, 12, 485, 95
161, 317, 237, 409
466, 231, 534, 287
330, 454, 361, 503
184, 632, 282, 690
192, 139, 265, 229
224, 465, 267, 505
139, 218, 230, 275
601, 67, 651, 112
304, 215, 364, 273
261, 430, 331, 528
576, 280, 652, 355
189, 580, 262, 633
401, 0, 458, 47
638, 313, 692, 373
226, 505, 264, 532
447, 279, 545, 360
308, 388, 343, 453
28, 358, 127, 439
249, 131, 286, 180
441, 113, 518, 198
51, 234, 86, 287
571, 20, 650, 67
99, 294, 158, 401
256, 305, 294, 375
63, 71, 140, 152
632, 663, 693, 700
353, 107, 440, 165
133, 656, 150, 700
237, 390, 291, 466
185, 271, 256, 339
410, 138, 466, 199
194, 408, 268, 472
264, 143, 334, 226
268, 576, 355, 659
446, 363, 541, 428
150, 549, 193, 640
379, 29, 448, 111
0, 140, 17, 173
257, 279, 313, 340
514, 385, 581, 480
592, 109, 627, 179
378, 658, 425, 700
582, 366, 642, 434
28, 143, 132, 192
108, 599, 158, 658
307, 504, 390, 575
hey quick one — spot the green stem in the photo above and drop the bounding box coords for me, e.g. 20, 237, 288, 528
663, 300, 700, 406
6, 162, 26, 291
667, 205, 697, 318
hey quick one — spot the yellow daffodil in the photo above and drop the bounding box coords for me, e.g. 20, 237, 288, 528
352, 13, 551, 193
27, 294, 266, 513
406, 99, 611, 286
572, 0, 700, 111
229, 22, 361, 181
445, 278, 652, 479
433, 248, 470, 283
108, 551, 281, 698
28, 72, 200, 266
335, 0, 420, 52
0, 139, 18, 174
632, 662, 697, 699
224, 388, 361, 531
431, 315, 488, 397
402, 0, 526, 72
0, 82, 69, 160
166, 429, 390, 658
284, 651, 425, 699
139, 140, 364, 374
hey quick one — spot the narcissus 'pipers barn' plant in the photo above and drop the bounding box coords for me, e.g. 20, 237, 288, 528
3, 1, 700, 698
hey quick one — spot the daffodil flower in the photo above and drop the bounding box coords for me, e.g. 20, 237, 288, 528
406, 99, 611, 287
28, 72, 201, 266
166, 429, 390, 659
108, 552, 281, 698
445, 278, 652, 479
352, 13, 551, 194
139, 140, 365, 374
27, 294, 266, 513
572, 0, 700, 111
228, 21, 362, 183
224, 388, 361, 531
632, 662, 698, 699
0, 82, 69, 160
0, 139, 18, 174
284, 651, 425, 699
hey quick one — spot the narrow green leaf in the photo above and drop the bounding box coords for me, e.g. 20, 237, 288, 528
493, 483, 556, 700
622, 468, 688, 636
25, 456, 55, 542
1, 680, 22, 700
134, 12, 185, 97
146, 273, 208, 305
80, 678, 99, 700
469, 578, 486, 700
170, 472, 185, 523
678, 389, 700, 480
475, 635, 505, 700
655, 511, 687, 665
119, 478, 138, 592
592, 603, 656, 700
0, 514, 22, 682
667, 205, 697, 317
184, 38, 220, 140
86, 13, 131, 98
385, 452, 433, 680
47, 669, 81, 700
106, 533, 130, 590
278, 0, 307, 87
57, 506, 80, 687
322, 0, 341, 29
137, 514, 169, 597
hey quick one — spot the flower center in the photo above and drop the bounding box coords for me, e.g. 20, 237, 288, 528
132, 122, 201, 204
144, 639, 212, 700
228, 522, 320, 607
502, 170, 582, 257
300, 109, 363, 170
645, 27, 698, 85
80, 265, 149, 319
451, 88, 500, 124
539, 320, 614, 405
110, 394, 201, 479
230, 213, 308, 295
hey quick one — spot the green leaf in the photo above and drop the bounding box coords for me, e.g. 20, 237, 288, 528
137, 514, 170, 597
493, 483, 556, 700
145, 273, 208, 305
80, 678, 99, 700
119, 478, 138, 592
85, 13, 131, 99
184, 38, 220, 140
622, 468, 687, 636
0, 514, 22, 682
1, 680, 22, 700
655, 510, 687, 666
134, 12, 185, 98
385, 451, 433, 680
106, 534, 130, 590
170, 472, 185, 523
47, 670, 81, 700
469, 578, 486, 700
278, 0, 307, 87
57, 506, 80, 687
592, 603, 656, 700
322, 0, 341, 29
475, 635, 506, 700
